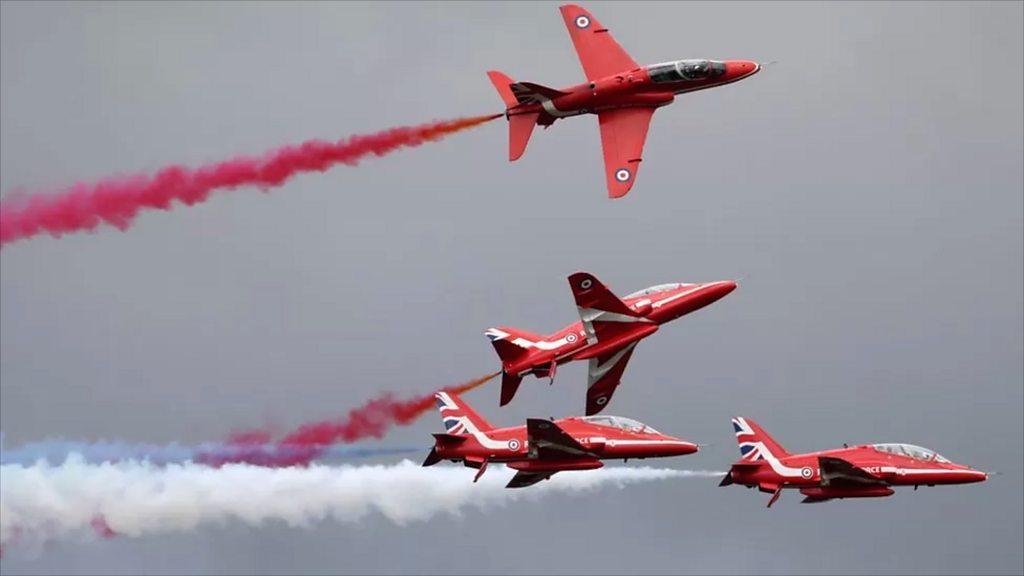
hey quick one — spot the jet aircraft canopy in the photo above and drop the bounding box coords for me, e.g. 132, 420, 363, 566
647, 60, 727, 83
582, 415, 660, 434
624, 283, 689, 299
873, 443, 951, 463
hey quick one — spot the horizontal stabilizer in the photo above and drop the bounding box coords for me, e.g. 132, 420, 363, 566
510, 82, 569, 104
499, 372, 524, 406
508, 112, 539, 161
506, 470, 557, 489
422, 447, 442, 467
432, 433, 468, 445
720, 462, 761, 487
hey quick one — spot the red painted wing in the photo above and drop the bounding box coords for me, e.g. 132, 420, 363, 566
568, 271, 653, 353
586, 345, 636, 415
506, 470, 557, 489
818, 456, 887, 487
558, 4, 638, 82
597, 107, 656, 198
568, 271, 639, 321
526, 418, 592, 459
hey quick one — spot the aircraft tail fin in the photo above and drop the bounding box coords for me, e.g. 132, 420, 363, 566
732, 417, 791, 461
486, 72, 558, 161
435, 391, 494, 434
486, 70, 519, 109
507, 112, 540, 161
485, 327, 541, 364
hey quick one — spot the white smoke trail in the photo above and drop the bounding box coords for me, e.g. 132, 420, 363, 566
0, 456, 721, 549
0, 437, 418, 466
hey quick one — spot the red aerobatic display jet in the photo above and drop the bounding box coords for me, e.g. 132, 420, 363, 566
720, 417, 988, 507
487, 4, 761, 198
486, 271, 736, 415
422, 390, 698, 488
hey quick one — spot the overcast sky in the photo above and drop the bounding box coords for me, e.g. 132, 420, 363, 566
1, 1, 1022, 574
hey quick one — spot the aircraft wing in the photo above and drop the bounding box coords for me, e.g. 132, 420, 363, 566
558, 4, 639, 82
568, 271, 638, 321
568, 270, 654, 343
818, 456, 887, 487
526, 418, 593, 459
586, 344, 636, 415
597, 107, 656, 198
506, 470, 557, 489
567, 271, 648, 342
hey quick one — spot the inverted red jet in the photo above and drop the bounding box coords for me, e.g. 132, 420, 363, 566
486, 271, 736, 415
422, 390, 698, 488
487, 4, 761, 198
720, 417, 988, 507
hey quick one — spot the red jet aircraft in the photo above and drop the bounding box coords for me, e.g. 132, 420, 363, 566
487, 4, 761, 198
422, 390, 698, 488
486, 271, 736, 415
720, 417, 988, 507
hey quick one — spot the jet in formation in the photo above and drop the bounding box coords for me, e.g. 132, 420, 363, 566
422, 390, 698, 488
487, 4, 761, 198
720, 417, 988, 507
486, 271, 736, 415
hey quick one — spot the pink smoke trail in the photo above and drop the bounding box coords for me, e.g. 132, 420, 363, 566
198, 371, 500, 467
0, 372, 498, 470
279, 371, 501, 446
0, 114, 501, 246
89, 516, 117, 539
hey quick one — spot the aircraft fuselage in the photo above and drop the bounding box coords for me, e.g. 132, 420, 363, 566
729, 445, 989, 490
509, 60, 760, 125
503, 280, 736, 378
435, 416, 698, 467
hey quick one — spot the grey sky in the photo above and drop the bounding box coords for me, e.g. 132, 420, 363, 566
1, 1, 1022, 574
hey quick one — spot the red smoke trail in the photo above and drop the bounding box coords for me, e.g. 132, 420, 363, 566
0, 114, 501, 246
89, 516, 117, 539
281, 371, 501, 446
195, 371, 500, 467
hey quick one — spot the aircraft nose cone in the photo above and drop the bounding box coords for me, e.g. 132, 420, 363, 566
726, 60, 760, 79
708, 280, 738, 299
948, 467, 988, 483
666, 440, 699, 456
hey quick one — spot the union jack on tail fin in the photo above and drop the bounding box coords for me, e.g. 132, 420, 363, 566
434, 391, 494, 435
732, 417, 791, 461
484, 327, 538, 406
486, 71, 563, 161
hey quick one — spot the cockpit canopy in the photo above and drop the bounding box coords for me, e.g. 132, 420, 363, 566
582, 415, 660, 435
873, 443, 950, 463
647, 60, 726, 83
624, 283, 690, 299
